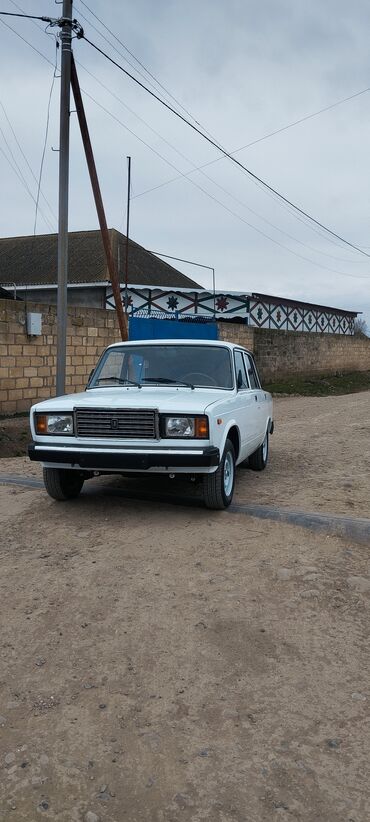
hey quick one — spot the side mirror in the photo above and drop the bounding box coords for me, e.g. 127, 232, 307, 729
237, 370, 243, 390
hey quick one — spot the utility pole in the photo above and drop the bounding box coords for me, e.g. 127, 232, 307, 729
70, 56, 128, 340
56, 0, 73, 396
124, 156, 131, 313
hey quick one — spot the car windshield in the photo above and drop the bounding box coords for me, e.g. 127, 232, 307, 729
90, 344, 234, 389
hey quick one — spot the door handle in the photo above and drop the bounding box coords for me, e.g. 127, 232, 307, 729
254, 395, 258, 401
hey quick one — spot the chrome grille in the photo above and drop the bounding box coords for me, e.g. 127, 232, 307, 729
75, 408, 157, 439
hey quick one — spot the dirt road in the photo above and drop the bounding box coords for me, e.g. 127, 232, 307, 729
0, 393, 369, 821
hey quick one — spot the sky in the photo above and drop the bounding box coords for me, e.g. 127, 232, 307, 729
1, 0, 370, 325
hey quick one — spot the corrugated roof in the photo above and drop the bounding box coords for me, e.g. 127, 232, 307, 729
0, 229, 201, 289
252, 292, 358, 317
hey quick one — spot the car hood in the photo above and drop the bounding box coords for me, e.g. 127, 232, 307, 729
32, 386, 231, 414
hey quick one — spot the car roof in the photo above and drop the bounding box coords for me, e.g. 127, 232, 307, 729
106, 338, 252, 354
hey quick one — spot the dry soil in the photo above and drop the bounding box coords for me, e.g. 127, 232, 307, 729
0, 393, 369, 821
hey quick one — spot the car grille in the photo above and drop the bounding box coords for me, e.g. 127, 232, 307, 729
75, 408, 158, 439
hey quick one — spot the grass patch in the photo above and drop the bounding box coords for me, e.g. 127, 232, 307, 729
265, 370, 370, 396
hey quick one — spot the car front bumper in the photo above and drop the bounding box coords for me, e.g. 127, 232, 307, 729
28, 443, 220, 472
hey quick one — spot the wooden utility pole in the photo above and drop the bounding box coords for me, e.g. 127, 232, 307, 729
124, 156, 131, 313
70, 56, 128, 341
56, 0, 73, 396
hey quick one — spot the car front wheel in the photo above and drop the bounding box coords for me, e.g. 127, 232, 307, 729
43, 467, 84, 501
203, 438, 236, 510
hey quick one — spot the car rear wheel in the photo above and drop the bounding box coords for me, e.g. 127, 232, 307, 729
249, 432, 269, 471
203, 438, 235, 509
43, 467, 84, 501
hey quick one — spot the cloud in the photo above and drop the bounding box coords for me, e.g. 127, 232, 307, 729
1, 0, 370, 323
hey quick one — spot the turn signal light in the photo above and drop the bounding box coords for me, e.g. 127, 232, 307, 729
195, 416, 208, 438
35, 414, 47, 434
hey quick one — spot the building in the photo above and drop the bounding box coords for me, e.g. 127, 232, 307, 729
0, 229, 358, 335
0, 228, 201, 307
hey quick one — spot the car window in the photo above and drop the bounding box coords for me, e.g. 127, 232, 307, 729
244, 353, 260, 389
234, 350, 249, 390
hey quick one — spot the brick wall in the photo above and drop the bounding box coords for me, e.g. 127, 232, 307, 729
0, 299, 121, 415
1, 305, 370, 416
217, 322, 370, 383
217, 322, 255, 350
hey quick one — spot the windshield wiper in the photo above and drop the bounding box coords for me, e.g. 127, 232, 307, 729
142, 377, 194, 390
94, 377, 141, 388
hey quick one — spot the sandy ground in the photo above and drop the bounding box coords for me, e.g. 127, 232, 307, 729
0, 393, 370, 821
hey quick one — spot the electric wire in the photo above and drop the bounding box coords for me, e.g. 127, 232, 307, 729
76, 60, 368, 266
0, 16, 55, 68
80, 88, 370, 280
74, 3, 370, 256
76, 0, 213, 134
0, 99, 57, 222
4, 3, 369, 259
33, 39, 58, 234
75, 5, 187, 111
2, 12, 370, 279
81, 33, 370, 260
135, 85, 370, 195
0, 11, 51, 21
76, 0, 370, 249
0, 144, 54, 231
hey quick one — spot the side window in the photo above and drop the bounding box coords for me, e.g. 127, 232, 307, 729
244, 353, 260, 389
234, 350, 249, 390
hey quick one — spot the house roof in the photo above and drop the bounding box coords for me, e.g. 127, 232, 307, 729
0, 229, 201, 289
251, 292, 359, 317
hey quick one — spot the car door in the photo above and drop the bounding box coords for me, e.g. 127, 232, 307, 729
243, 352, 266, 440
233, 349, 260, 459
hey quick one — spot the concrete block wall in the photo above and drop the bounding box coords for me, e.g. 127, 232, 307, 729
217, 322, 255, 351
0, 299, 121, 415
1, 305, 370, 416
253, 328, 370, 382
217, 322, 370, 383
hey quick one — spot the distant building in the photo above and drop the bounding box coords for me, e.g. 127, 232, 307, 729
0, 228, 200, 307
0, 229, 358, 335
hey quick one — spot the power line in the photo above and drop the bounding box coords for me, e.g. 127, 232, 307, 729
76, 61, 369, 266
81, 33, 370, 261
3, 6, 368, 261
134, 85, 370, 197
80, 88, 370, 280
2, 11, 370, 279
0, 16, 55, 67
0, 143, 54, 231
76, 0, 213, 134
0, 98, 57, 222
0, 10, 51, 21
75, 5, 184, 111
34, 40, 58, 234
74, 3, 370, 256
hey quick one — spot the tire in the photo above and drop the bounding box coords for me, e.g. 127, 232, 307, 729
203, 438, 236, 510
43, 467, 84, 501
249, 432, 269, 471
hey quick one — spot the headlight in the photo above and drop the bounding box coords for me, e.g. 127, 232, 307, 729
35, 413, 74, 435
163, 415, 208, 438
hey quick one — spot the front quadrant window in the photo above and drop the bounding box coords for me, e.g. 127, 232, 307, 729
90, 344, 234, 389
244, 353, 260, 389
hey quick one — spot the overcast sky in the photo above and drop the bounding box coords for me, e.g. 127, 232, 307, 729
1, 0, 370, 323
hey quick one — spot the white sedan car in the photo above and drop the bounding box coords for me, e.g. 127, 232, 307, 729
29, 339, 273, 509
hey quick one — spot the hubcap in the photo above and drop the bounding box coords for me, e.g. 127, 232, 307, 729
223, 451, 234, 497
